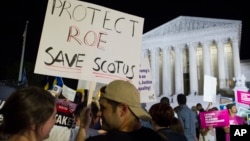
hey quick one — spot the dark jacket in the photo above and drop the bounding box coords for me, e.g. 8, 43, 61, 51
157, 128, 187, 141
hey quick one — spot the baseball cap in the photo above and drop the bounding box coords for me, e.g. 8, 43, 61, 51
100, 80, 151, 121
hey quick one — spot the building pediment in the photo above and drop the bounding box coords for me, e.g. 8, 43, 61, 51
143, 16, 242, 40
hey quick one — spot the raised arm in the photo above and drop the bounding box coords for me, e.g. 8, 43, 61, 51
75, 106, 92, 141
205, 102, 212, 111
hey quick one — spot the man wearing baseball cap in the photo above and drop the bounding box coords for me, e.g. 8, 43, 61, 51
75, 80, 164, 141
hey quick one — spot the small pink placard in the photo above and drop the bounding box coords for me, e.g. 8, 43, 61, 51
199, 109, 229, 128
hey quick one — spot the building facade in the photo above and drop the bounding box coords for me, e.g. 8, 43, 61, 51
142, 16, 242, 97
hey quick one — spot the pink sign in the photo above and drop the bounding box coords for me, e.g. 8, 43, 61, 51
236, 90, 250, 105
199, 109, 229, 128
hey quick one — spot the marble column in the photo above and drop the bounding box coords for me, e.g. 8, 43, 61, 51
216, 39, 227, 89
174, 45, 184, 94
162, 46, 172, 96
142, 49, 149, 58
202, 41, 212, 76
149, 47, 160, 96
188, 43, 198, 95
231, 37, 241, 77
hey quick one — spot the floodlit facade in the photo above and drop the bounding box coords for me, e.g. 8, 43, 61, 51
141, 16, 243, 97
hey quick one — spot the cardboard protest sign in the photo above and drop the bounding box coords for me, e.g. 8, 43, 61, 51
203, 75, 217, 103
199, 109, 229, 128
138, 57, 156, 103
62, 85, 76, 102
235, 90, 250, 106
34, 0, 144, 87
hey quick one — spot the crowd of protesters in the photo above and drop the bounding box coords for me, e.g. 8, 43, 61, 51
0, 79, 248, 141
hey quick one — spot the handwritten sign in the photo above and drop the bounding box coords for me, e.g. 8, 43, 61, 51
34, 0, 144, 86
138, 57, 156, 103
199, 109, 229, 128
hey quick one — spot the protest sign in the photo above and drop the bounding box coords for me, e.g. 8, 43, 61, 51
203, 75, 217, 103
55, 99, 77, 128
199, 109, 229, 128
34, 0, 144, 87
235, 90, 250, 106
138, 57, 156, 103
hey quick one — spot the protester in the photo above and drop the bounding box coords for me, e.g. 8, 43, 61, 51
161, 96, 178, 118
149, 102, 187, 141
199, 106, 216, 141
196, 102, 205, 138
191, 105, 200, 139
196, 103, 205, 113
170, 116, 185, 134
208, 106, 226, 141
70, 101, 106, 141
160, 97, 170, 106
89, 101, 102, 130
140, 103, 153, 129
44, 125, 71, 141
0, 86, 56, 141
224, 103, 246, 141
45, 95, 104, 141
197, 102, 213, 141
175, 94, 197, 141
44, 98, 77, 141
76, 80, 165, 141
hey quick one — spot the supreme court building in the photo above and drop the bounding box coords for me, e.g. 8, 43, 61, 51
141, 16, 243, 97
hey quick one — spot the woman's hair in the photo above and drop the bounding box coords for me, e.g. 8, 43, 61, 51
0, 86, 56, 136
149, 103, 175, 127
170, 117, 184, 134
91, 101, 100, 119
73, 101, 86, 118
149, 103, 184, 134
74, 101, 100, 118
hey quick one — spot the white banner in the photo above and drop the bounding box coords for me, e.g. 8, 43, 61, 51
203, 75, 217, 103
138, 57, 156, 103
34, 0, 144, 87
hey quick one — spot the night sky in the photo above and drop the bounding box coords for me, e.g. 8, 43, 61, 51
1, 0, 249, 86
